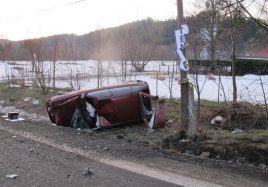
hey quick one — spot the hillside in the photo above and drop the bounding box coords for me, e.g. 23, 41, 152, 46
0, 16, 267, 62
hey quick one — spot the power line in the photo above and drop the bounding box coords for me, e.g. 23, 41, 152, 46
0, 0, 86, 22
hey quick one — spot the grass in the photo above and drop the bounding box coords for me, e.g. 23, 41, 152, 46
0, 83, 267, 162
204, 128, 268, 152
0, 84, 54, 115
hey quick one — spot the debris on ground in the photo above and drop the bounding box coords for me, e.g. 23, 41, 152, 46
7, 112, 19, 119
116, 134, 124, 139
200, 152, 211, 158
83, 168, 93, 176
185, 149, 193, 154
209, 103, 268, 130
5, 174, 18, 179
211, 115, 226, 126
231, 128, 244, 134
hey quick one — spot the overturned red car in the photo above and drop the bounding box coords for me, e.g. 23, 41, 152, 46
46, 80, 166, 130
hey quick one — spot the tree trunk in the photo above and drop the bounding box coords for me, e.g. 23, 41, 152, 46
230, 24, 237, 104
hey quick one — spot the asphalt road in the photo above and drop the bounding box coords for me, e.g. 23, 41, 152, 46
0, 115, 267, 187
0, 130, 184, 187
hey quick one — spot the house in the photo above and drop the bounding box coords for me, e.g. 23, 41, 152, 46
235, 47, 268, 75
252, 47, 268, 57
236, 47, 268, 61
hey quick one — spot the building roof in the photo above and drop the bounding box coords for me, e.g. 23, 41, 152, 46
235, 47, 268, 60
235, 56, 268, 61
252, 47, 268, 57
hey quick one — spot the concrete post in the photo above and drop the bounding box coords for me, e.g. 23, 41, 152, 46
188, 82, 197, 138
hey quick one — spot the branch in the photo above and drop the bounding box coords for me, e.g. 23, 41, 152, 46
238, 2, 268, 32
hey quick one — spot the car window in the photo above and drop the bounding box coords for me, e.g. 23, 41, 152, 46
131, 86, 142, 92
110, 87, 131, 95
86, 90, 111, 97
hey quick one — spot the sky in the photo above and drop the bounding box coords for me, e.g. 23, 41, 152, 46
0, 0, 195, 41
0, 0, 263, 41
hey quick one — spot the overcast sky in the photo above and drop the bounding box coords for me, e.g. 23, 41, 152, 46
0, 0, 196, 41
1, 0, 262, 41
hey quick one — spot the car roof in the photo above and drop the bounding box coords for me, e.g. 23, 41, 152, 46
48, 80, 149, 103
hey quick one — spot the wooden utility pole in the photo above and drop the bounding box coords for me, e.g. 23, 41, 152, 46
177, 0, 188, 137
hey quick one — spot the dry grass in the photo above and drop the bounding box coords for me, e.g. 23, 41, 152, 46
1, 83, 268, 164
150, 73, 166, 81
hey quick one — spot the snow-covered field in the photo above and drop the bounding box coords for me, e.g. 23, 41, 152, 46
0, 61, 267, 104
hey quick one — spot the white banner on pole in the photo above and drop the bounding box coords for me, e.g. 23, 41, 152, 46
175, 24, 189, 73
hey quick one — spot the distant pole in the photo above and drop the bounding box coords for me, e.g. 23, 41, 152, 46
177, 0, 188, 137
156, 71, 158, 95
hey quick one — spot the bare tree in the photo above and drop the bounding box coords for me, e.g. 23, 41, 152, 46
197, 0, 251, 104
114, 26, 139, 82
0, 35, 11, 62
24, 38, 52, 94
4, 62, 12, 88
218, 0, 255, 104
87, 28, 110, 87
12, 66, 27, 88
258, 75, 268, 117
251, 60, 268, 117
110, 61, 136, 83
65, 62, 83, 90
213, 0, 268, 104
187, 12, 211, 120
0, 36, 14, 88
59, 34, 85, 90
115, 19, 159, 73
49, 35, 62, 95
191, 0, 225, 69
220, 0, 239, 103
237, 0, 268, 32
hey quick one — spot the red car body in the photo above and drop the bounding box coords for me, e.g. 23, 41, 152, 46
46, 80, 166, 130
